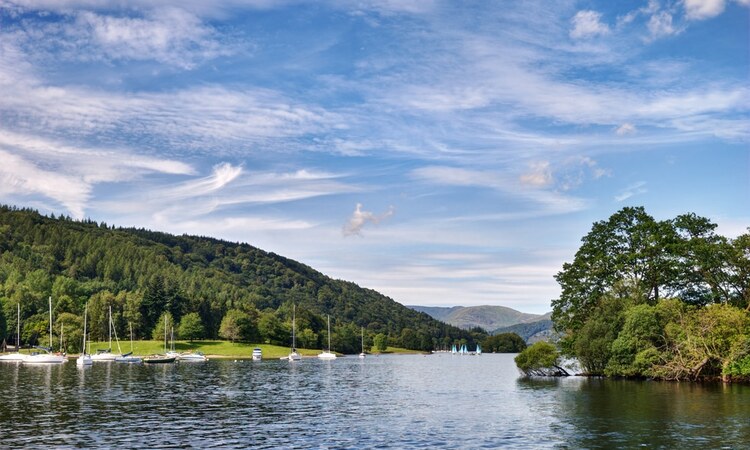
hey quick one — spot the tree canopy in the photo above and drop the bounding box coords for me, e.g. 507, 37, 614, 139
549, 207, 750, 381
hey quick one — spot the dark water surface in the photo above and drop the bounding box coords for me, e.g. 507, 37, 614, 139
0, 354, 748, 448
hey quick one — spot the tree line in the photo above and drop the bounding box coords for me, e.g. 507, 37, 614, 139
541, 207, 750, 381
0, 205, 482, 353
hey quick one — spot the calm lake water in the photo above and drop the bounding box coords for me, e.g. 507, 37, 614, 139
0, 354, 748, 449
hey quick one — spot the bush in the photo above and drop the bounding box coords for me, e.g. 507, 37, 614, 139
515, 341, 569, 376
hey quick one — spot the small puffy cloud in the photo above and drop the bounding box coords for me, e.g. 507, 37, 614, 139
570, 10, 610, 39
683, 0, 726, 20
615, 123, 637, 135
343, 203, 394, 237
519, 161, 553, 187
648, 11, 677, 37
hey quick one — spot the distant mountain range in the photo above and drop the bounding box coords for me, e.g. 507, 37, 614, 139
408, 305, 554, 343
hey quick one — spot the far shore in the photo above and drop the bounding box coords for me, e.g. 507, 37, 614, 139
2, 340, 423, 360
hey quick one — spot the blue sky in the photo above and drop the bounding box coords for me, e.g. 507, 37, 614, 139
0, 0, 747, 314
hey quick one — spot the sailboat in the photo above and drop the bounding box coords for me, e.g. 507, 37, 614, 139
165, 326, 180, 360
91, 305, 122, 361
475, 343, 482, 355
115, 323, 142, 364
286, 304, 302, 361
317, 315, 336, 360
358, 327, 366, 358
0, 303, 28, 362
144, 315, 176, 364
24, 297, 66, 364
77, 303, 93, 367
451, 344, 457, 354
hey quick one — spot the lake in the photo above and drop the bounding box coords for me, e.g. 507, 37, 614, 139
0, 354, 747, 448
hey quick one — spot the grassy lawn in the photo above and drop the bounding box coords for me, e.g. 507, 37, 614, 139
78, 340, 420, 359
4, 341, 422, 359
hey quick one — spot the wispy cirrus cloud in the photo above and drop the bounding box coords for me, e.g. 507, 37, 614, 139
412, 165, 589, 216
0, 129, 194, 218
615, 181, 648, 202
0, 39, 337, 152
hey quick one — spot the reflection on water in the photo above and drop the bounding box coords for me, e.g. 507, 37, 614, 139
0, 355, 747, 448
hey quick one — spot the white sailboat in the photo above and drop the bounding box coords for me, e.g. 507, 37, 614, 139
77, 303, 92, 367
166, 325, 180, 360
91, 305, 122, 361
359, 327, 366, 358
286, 305, 302, 361
317, 315, 336, 360
143, 315, 176, 364
115, 323, 142, 364
0, 303, 28, 362
24, 297, 66, 364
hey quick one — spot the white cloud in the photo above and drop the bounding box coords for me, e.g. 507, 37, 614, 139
570, 10, 610, 39
648, 11, 678, 38
412, 165, 589, 216
0, 149, 90, 219
684, 0, 726, 20
0, 129, 194, 218
616, 123, 637, 135
342, 203, 394, 236
69, 8, 228, 69
159, 162, 242, 201
519, 161, 553, 187
615, 181, 648, 202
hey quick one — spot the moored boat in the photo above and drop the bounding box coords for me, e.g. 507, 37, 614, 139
252, 348, 262, 361
77, 302, 93, 367
143, 355, 176, 364
179, 351, 207, 362
24, 297, 65, 365
317, 315, 337, 360
0, 303, 27, 362
286, 305, 302, 361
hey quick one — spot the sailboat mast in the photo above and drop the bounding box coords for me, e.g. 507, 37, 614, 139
108, 305, 112, 350
164, 315, 167, 353
292, 304, 296, 350
16, 303, 20, 353
48, 296, 53, 350
327, 315, 331, 352
82, 303, 88, 356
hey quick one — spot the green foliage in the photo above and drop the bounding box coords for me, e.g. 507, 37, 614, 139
0, 206, 482, 352
572, 296, 625, 375
552, 206, 750, 380
151, 312, 175, 342
178, 313, 205, 341
514, 341, 568, 376
219, 309, 250, 343
483, 332, 526, 353
0, 297, 5, 343
373, 333, 388, 352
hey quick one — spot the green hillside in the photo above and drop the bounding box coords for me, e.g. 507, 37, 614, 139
492, 316, 554, 343
409, 304, 544, 331
0, 205, 480, 353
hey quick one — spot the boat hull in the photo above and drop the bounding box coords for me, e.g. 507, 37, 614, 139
24, 354, 66, 364
143, 356, 176, 364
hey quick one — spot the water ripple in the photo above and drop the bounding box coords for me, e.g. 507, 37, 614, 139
1, 355, 748, 448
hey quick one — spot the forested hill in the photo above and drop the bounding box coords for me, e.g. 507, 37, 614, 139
409, 305, 545, 331
0, 205, 479, 352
